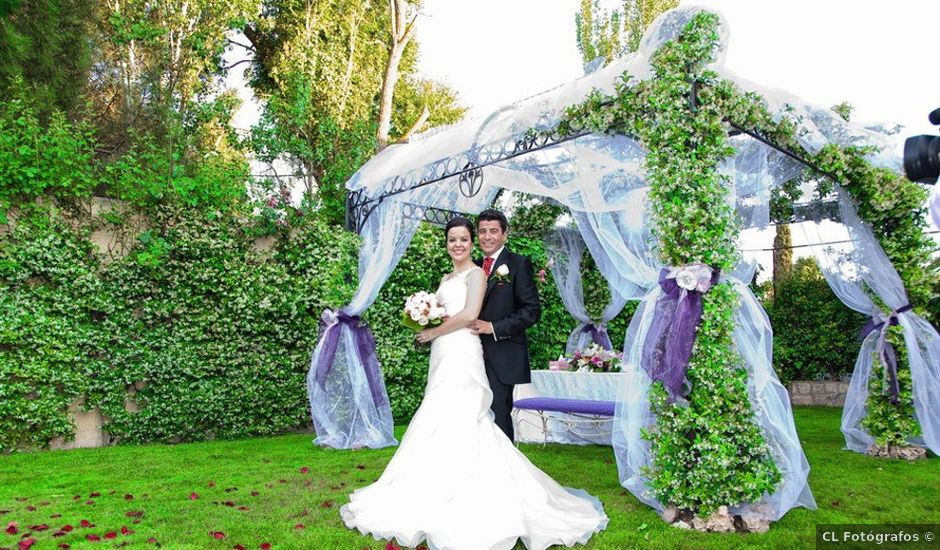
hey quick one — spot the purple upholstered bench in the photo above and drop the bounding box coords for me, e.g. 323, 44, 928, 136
512, 397, 616, 445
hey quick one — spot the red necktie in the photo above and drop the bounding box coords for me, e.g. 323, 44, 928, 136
483, 257, 494, 277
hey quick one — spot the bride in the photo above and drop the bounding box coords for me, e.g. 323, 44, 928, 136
341, 217, 608, 550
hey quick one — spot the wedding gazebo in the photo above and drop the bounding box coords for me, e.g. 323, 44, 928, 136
308, 7, 939, 524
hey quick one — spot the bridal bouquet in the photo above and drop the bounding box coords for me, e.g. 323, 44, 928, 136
401, 291, 446, 332
548, 343, 622, 373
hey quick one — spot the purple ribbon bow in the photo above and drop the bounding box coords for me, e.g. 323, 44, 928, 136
858, 304, 913, 405
581, 323, 613, 350
314, 309, 388, 408
641, 264, 719, 402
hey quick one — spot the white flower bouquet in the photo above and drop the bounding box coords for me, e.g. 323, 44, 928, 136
401, 291, 446, 332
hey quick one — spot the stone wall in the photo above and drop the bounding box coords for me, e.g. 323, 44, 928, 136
787, 380, 850, 407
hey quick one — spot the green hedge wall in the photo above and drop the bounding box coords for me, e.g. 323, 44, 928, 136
765, 258, 867, 384
0, 208, 640, 450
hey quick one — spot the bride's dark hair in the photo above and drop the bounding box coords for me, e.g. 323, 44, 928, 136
444, 217, 475, 241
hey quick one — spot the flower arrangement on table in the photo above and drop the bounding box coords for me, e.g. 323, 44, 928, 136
548, 343, 623, 373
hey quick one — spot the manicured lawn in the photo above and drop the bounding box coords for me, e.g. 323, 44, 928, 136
1, 407, 938, 549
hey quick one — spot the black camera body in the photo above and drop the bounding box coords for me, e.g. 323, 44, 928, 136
903, 107, 940, 184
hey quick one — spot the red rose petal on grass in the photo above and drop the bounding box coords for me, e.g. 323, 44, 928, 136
125, 511, 143, 518
86, 534, 100, 542
250, 491, 259, 497
50, 514, 61, 519
121, 526, 132, 535
293, 524, 304, 530
385, 542, 401, 550
146, 537, 158, 544
319, 501, 333, 509
207, 482, 216, 488
222, 501, 235, 508
209, 531, 225, 540
189, 493, 199, 500
79, 520, 93, 528
355, 464, 365, 470
299, 467, 309, 474
104, 532, 117, 539
88, 493, 100, 498
60, 525, 73, 533
26, 525, 47, 532
17, 537, 35, 549
84, 501, 95, 506
6, 522, 18, 535
124, 494, 134, 501
260, 544, 270, 550
236, 506, 249, 511
25, 506, 36, 512
58, 544, 70, 549
233, 545, 246, 550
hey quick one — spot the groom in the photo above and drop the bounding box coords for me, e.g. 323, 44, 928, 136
469, 209, 541, 441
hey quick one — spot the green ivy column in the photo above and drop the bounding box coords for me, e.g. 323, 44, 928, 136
636, 12, 781, 515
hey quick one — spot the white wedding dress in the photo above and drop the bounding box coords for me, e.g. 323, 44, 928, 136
341, 267, 608, 550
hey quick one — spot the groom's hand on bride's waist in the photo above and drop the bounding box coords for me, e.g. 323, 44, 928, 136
468, 319, 494, 335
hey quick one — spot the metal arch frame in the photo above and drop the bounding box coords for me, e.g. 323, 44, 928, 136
344, 83, 870, 234
344, 125, 596, 233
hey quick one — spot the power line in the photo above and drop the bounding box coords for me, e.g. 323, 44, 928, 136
741, 230, 940, 252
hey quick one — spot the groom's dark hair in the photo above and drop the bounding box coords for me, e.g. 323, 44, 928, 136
477, 209, 508, 233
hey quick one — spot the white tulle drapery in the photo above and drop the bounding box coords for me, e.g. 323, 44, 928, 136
797, 189, 940, 455
311, 6, 919, 523
544, 227, 628, 354
307, 200, 421, 449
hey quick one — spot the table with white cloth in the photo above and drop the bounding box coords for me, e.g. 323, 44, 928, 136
512, 370, 630, 445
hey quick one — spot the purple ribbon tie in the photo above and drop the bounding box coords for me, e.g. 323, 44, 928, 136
314, 309, 388, 408
859, 304, 913, 405
581, 323, 613, 350
641, 264, 719, 402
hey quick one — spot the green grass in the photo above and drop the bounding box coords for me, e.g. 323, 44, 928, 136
1, 407, 937, 549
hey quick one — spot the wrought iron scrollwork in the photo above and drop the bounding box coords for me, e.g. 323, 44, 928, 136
345, 189, 380, 233
401, 203, 467, 227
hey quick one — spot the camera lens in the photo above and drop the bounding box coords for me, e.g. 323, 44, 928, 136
903, 134, 940, 184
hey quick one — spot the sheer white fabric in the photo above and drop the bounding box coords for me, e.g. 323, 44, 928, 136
342, 269, 608, 550
544, 227, 627, 354
319, 4, 918, 520
307, 201, 420, 449
797, 190, 940, 455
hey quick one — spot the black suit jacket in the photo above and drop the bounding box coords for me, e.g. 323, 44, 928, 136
475, 248, 541, 385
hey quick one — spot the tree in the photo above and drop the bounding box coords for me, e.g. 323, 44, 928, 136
0, 0, 95, 117
772, 223, 792, 297
245, 0, 464, 224
575, 0, 677, 66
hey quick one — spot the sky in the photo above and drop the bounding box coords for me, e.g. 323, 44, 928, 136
410, 0, 940, 275
415, 0, 940, 135
225, 0, 940, 276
